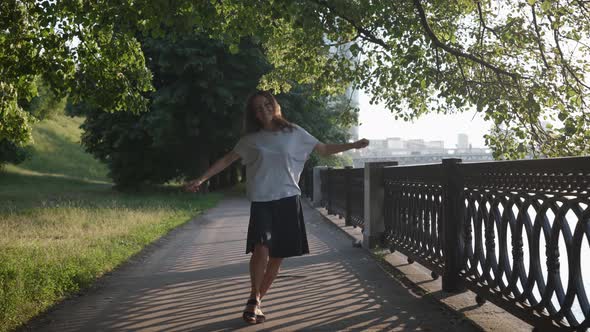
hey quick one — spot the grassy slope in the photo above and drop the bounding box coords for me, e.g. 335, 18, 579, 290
15, 115, 108, 181
1, 116, 111, 214
0, 115, 221, 331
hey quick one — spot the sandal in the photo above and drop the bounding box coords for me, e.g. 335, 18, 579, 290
256, 302, 266, 324
242, 298, 259, 324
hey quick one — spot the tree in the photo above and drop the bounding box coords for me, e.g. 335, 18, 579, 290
79, 31, 358, 188
5, 1, 588, 159
190, 0, 590, 158
0, 77, 67, 167
1, 0, 153, 148
79, 35, 269, 188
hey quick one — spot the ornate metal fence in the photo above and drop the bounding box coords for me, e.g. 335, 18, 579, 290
320, 168, 330, 208
382, 163, 445, 278
317, 157, 589, 330
328, 168, 348, 218
460, 157, 590, 331
299, 168, 314, 200
318, 167, 365, 228
347, 167, 365, 228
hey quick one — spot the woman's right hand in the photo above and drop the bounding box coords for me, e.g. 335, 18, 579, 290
184, 178, 205, 192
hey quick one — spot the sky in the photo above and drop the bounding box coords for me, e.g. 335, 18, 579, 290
357, 91, 492, 149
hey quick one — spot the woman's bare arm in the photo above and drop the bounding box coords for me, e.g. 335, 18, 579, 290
314, 138, 369, 157
184, 150, 241, 192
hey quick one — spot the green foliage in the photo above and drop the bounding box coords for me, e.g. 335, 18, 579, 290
79, 108, 160, 188
192, 0, 590, 158
79, 35, 269, 188
0, 77, 70, 166
0, 140, 29, 166
280, 90, 358, 138
72, 30, 153, 114
26, 78, 68, 121
78, 31, 358, 187
4, 0, 588, 158
0, 82, 33, 146
0, 0, 153, 149
0, 81, 32, 166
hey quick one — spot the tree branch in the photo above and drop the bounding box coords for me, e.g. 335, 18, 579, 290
454, 55, 476, 101
530, 5, 551, 72
548, 15, 590, 90
476, 2, 501, 40
575, 0, 590, 13
413, 0, 521, 80
324, 32, 361, 47
308, 0, 391, 50
435, 46, 440, 84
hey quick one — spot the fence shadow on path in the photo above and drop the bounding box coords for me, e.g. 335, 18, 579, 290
25, 198, 475, 332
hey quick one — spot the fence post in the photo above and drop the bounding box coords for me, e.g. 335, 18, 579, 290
344, 166, 353, 226
312, 166, 327, 207
326, 167, 334, 214
441, 158, 466, 293
307, 168, 314, 201
363, 161, 398, 250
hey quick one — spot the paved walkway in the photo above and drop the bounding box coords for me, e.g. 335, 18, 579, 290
26, 196, 479, 331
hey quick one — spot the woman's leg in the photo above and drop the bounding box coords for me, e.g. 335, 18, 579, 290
243, 244, 269, 322
259, 257, 283, 299
249, 244, 269, 300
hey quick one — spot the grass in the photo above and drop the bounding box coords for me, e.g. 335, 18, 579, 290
0, 114, 222, 331
16, 115, 109, 181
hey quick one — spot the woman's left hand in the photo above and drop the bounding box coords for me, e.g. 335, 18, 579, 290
353, 138, 370, 149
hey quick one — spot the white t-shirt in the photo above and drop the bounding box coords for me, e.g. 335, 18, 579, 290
233, 124, 319, 202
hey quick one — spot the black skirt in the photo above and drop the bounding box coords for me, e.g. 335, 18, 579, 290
246, 195, 309, 258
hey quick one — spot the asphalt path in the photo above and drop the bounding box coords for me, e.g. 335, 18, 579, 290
23, 196, 479, 331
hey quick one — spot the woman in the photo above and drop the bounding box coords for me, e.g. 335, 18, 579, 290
184, 91, 369, 324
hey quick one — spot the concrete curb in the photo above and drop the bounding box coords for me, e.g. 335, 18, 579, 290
303, 198, 533, 332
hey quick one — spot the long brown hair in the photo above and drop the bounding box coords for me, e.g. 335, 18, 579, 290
243, 91, 294, 134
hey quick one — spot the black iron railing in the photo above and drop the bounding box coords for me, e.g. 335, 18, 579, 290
328, 168, 348, 218
319, 168, 330, 208
316, 157, 590, 331
347, 167, 364, 228
318, 167, 365, 228
299, 168, 314, 200
460, 157, 590, 331
383, 163, 445, 279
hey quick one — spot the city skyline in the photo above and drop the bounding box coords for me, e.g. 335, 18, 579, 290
356, 90, 492, 148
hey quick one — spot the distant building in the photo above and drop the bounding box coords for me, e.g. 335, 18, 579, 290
386, 137, 404, 149
371, 139, 388, 149
327, 40, 362, 144
426, 140, 445, 149
356, 133, 487, 160
348, 126, 359, 142
457, 134, 469, 149
406, 139, 425, 151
